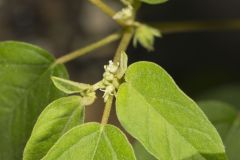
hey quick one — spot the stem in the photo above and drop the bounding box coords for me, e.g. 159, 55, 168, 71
89, 0, 125, 26
100, 28, 133, 125
55, 32, 121, 64
152, 20, 240, 34
113, 27, 133, 63
100, 1, 138, 125
89, 0, 115, 17
101, 96, 114, 125
112, 1, 139, 63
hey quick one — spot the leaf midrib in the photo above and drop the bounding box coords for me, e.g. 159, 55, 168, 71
91, 127, 103, 160
51, 131, 98, 160
60, 104, 83, 136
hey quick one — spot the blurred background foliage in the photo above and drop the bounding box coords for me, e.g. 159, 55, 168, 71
0, 0, 239, 122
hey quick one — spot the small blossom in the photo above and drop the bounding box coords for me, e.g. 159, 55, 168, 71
100, 60, 121, 102
113, 5, 133, 20
104, 60, 119, 73
102, 85, 115, 102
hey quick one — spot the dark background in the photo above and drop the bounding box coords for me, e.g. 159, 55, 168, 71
0, 0, 240, 121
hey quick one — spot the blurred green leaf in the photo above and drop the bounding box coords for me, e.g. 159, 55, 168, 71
198, 100, 240, 160
133, 25, 161, 51
198, 100, 237, 138
198, 85, 240, 110
0, 41, 68, 160
133, 141, 156, 160
224, 117, 240, 160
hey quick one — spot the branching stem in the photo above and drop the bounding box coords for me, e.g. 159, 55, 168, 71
153, 20, 240, 34
55, 32, 121, 64
100, 28, 134, 125
114, 27, 133, 63
89, 0, 126, 26
99, 1, 138, 125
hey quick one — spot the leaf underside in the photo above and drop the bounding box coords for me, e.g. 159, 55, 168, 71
116, 61, 227, 160
0, 41, 68, 160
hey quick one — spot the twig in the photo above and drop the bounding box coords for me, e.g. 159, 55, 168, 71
55, 32, 121, 64
152, 20, 240, 34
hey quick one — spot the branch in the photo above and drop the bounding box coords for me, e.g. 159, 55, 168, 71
55, 32, 121, 64
114, 27, 133, 63
89, 0, 126, 26
152, 20, 240, 34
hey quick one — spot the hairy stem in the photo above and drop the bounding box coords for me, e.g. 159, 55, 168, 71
153, 20, 240, 34
55, 32, 121, 64
101, 96, 114, 125
89, 0, 125, 26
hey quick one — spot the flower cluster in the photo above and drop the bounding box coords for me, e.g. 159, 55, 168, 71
113, 4, 133, 21
100, 60, 120, 102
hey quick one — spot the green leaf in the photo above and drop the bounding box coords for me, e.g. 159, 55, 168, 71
198, 85, 240, 110
133, 141, 156, 160
116, 51, 128, 79
133, 25, 161, 51
140, 0, 168, 5
42, 123, 136, 160
198, 100, 238, 138
23, 96, 85, 160
0, 41, 68, 160
224, 117, 240, 160
198, 100, 240, 160
51, 76, 92, 94
51, 77, 96, 105
116, 61, 227, 160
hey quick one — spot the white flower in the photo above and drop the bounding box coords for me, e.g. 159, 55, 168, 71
113, 5, 133, 20
100, 60, 121, 102
104, 60, 119, 74
102, 85, 115, 102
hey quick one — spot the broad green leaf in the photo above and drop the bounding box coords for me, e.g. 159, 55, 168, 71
23, 96, 85, 160
0, 41, 68, 160
51, 76, 92, 94
133, 141, 156, 160
140, 0, 167, 5
198, 100, 240, 160
42, 123, 136, 160
116, 61, 227, 160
